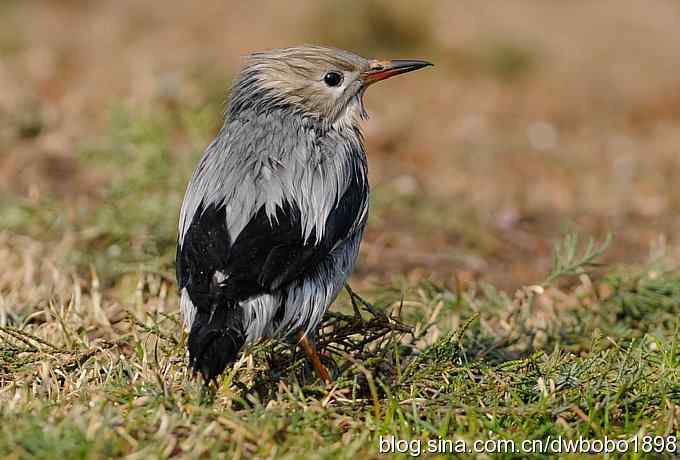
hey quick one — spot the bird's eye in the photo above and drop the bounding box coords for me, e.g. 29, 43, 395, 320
323, 71, 343, 87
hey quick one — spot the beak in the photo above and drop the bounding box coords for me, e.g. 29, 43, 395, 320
361, 59, 433, 85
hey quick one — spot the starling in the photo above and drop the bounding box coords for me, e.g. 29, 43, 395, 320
176, 45, 431, 382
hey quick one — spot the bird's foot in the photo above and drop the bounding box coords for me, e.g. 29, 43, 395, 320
297, 331, 332, 385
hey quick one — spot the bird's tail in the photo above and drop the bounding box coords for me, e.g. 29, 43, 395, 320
187, 301, 245, 382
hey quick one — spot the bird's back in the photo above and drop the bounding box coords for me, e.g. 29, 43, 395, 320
176, 106, 368, 380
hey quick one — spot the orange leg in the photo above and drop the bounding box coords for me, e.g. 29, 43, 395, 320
297, 332, 332, 384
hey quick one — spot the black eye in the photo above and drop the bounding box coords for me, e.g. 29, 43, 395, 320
323, 71, 343, 87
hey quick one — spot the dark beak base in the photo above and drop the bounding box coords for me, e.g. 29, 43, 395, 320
362, 59, 433, 84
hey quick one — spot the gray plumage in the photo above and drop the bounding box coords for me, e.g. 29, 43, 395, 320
176, 45, 431, 381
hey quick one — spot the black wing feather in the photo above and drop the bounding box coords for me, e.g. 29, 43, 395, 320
177, 171, 367, 380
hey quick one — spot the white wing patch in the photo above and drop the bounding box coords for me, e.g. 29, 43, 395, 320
180, 287, 197, 331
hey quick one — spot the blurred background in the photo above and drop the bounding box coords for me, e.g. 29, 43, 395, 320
2, 0, 680, 296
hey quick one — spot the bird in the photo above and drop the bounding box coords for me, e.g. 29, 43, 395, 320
176, 45, 431, 383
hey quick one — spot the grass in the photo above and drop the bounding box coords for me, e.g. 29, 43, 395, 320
1, 227, 679, 459
1, 100, 220, 285
0, 101, 679, 459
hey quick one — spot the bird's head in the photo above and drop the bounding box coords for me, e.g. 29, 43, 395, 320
227, 45, 432, 130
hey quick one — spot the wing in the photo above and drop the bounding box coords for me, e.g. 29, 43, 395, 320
176, 169, 367, 310
176, 161, 367, 381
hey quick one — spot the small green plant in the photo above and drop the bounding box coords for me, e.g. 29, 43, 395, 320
545, 232, 613, 285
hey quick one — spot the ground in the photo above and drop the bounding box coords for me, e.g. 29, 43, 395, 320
1, 1, 680, 459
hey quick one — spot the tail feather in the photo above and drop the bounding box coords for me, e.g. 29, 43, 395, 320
187, 301, 245, 382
